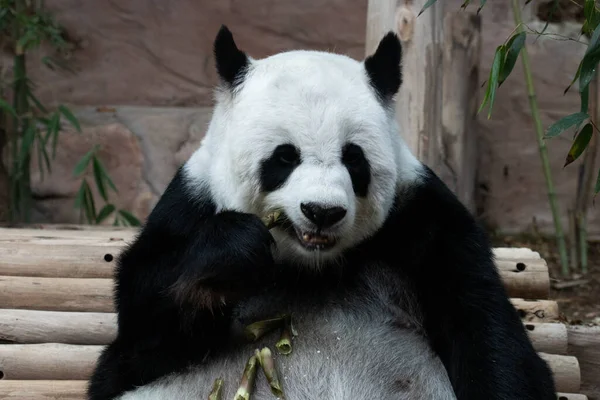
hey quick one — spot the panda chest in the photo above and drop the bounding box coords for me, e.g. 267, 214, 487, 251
218, 285, 454, 399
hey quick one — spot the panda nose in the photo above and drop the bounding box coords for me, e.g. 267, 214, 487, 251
300, 202, 347, 229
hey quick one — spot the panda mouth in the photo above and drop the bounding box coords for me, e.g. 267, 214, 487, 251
293, 226, 336, 251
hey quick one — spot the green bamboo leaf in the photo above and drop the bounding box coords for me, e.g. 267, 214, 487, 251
35, 128, 51, 178
477, 0, 486, 14
92, 156, 108, 202
27, 91, 47, 114
83, 182, 96, 223
73, 145, 99, 177
460, 0, 472, 9
58, 104, 81, 132
19, 124, 36, 170
113, 214, 121, 226
478, 45, 505, 119
0, 97, 17, 118
93, 157, 118, 194
96, 204, 116, 224
118, 209, 141, 226
418, 0, 438, 16
74, 180, 88, 209
564, 123, 594, 167
583, 0, 600, 37
581, 84, 590, 113
545, 112, 589, 138
565, 62, 583, 94
578, 54, 600, 95
499, 32, 526, 86
48, 112, 61, 158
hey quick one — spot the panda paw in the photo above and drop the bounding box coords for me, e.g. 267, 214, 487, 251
200, 210, 276, 287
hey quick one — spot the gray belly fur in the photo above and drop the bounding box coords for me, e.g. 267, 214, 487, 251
118, 266, 456, 400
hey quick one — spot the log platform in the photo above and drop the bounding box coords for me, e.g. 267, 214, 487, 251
0, 225, 595, 399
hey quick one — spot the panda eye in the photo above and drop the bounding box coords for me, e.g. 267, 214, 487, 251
342, 143, 365, 167
275, 144, 301, 166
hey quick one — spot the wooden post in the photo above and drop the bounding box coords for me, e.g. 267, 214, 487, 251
365, 0, 444, 167
440, 11, 481, 212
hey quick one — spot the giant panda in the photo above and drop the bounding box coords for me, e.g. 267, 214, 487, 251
88, 25, 557, 400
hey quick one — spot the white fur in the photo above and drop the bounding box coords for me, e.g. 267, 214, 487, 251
185, 49, 424, 266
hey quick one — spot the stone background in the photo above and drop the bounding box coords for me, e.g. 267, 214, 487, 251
6, 0, 599, 238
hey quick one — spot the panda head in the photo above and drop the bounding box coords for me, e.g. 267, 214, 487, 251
185, 25, 423, 267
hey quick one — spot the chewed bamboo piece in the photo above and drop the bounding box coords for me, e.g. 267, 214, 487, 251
256, 347, 285, 398
244, 315, 288, 342
262, 210, 285, 230
234, 354, 259, 400
208, 377, 224, 400
276, 314, 296, 355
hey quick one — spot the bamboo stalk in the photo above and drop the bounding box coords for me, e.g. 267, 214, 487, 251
568, 208, 579, 271
511, 0, 569, 275
234, 354, 259, 400
208, 377, 224, 400
276, 315, 296, 355
256, 347, 285, 398
574, 68, 600, 274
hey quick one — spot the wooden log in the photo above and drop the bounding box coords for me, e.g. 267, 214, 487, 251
0, 344, 579, 391
539, 352, 581, 393
556, 394, 588, 400
496, 259, 550, 299
0, 233, 551, 302
440, 11, 481, 213
0, 343, 103, 380
510, 298, 560, 323
0, 380, 87, 400
0, 309, 116, 345
0, 239, 122, 278
365, 0, 444, 167
2, 382, 584, 400
0, 308, 567, 357
567, 325, 600, 400
0, 276, 114, 312
524, 322, 568, 355
0, 276, 556, 319
494, 247, 541, 260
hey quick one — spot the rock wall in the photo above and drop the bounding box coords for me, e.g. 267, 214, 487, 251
13, 0, 600, 238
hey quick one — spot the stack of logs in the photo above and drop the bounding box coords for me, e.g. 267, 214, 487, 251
0, 225, 590, 399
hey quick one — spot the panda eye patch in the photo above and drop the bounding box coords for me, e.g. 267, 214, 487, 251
275, 144, 301, 166
259, 144, 302, 192
341, 143, 370, 197
342, 143, 365, 167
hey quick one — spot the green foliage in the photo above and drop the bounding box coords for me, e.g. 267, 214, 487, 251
565, 122, 593, 167
72, 146, 140, 227
0, 0, 140, 227
419, 0, 600, 196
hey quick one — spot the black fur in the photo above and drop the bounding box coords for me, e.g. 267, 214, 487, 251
87, 166, 556, 400
87, 167, 275, 400
259, 144, 302, 192
360, 166, 556, 399
364, 31, 403, 103
214, 25, 249, 89
341, 143, 370, 197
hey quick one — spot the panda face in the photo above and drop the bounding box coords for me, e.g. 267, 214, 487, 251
185, 27, 423, 268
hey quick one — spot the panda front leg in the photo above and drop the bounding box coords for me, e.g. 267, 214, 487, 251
412, 248, 558, 400
87, 208, 276, 400
374, 179, 557, 399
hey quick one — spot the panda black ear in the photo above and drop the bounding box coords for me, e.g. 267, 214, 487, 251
213, 25, 249, 89
364, 32, 402, 103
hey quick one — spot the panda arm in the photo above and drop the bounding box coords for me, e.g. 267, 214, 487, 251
87, 170, 275, 400
379, 171, 556, 400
